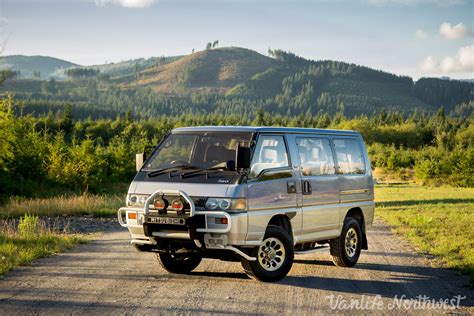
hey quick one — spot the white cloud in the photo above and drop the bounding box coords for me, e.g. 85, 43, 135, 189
368, 0, 465, 6
419, 45, 474, 74
415, 29, 428, 39
94, 0, 156, 8
420, 55, 438, 72
439, 22, 472, 40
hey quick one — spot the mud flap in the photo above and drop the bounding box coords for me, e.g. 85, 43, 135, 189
361, 231, 368, 250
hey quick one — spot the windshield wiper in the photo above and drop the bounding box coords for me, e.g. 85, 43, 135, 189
180, 163, 230, 179
147, 164, 198, 178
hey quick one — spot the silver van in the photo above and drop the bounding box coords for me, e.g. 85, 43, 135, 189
118, 126, 374, 282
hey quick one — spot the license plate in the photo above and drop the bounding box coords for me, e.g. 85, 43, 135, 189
146, 216, 186, 225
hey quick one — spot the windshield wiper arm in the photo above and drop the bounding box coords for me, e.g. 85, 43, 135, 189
180, 165, 229, 179
147, 165, 198, 178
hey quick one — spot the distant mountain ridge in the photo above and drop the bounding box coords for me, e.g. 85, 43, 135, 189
1, 47, 472, 117
0, 55, 80, 79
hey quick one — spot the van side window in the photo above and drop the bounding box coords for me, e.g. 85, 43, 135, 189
250, 135, 289, 178
333, 138, 366, 175
296, 137, 336, 176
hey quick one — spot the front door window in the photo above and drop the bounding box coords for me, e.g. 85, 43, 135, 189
249, 135, 289, 179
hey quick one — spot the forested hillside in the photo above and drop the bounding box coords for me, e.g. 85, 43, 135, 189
0, 47, 472, 119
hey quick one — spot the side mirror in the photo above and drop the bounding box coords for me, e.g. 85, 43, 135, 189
136, 146, 155, 172
136, 153, 145, 172
236, 144, 251, 170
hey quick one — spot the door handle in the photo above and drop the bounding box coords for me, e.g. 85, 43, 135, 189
302, 180, 312, 195
287, 181, 296, 194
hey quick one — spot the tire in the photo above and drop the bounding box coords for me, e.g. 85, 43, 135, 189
157, 252, 202, 274
133, 244, 150, 252
241, 225, 294, 282
330, 217, 362, 267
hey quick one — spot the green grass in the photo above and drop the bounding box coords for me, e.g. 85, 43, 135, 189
0, 214, 86, 275
0, 193, 124, 219
375, 185, 474, 286
0, 193, 123, 274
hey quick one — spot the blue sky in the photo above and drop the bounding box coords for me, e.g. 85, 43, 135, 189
1, 0, 473, 79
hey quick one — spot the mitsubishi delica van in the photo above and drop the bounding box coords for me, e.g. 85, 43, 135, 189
118, 126, 374, 282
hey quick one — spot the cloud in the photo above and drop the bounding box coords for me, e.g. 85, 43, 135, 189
415, 29, 428, 39
439, 22, 472, 40
368, 0, 465, 6
420, 45, 474, 74
420, 56, 438, 72
94, 0, 155, 8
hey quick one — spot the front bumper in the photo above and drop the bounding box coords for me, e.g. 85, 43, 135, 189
117, 189, 248, 247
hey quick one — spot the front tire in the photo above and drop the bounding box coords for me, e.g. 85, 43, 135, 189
157, 252, 202, 274
330, 217, 362, 267
241, 225, 294, 282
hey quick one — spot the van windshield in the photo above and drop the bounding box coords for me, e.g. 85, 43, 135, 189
143, 132, 253, 172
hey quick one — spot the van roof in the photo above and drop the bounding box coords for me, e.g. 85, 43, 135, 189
172, 126, 360, 136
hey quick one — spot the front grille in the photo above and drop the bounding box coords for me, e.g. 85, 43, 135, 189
193, 197, 207, 208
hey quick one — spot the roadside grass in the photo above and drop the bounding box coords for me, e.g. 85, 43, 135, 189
375, 185, 474, 287
0, 214, 86, 275
0, 194, 124, 219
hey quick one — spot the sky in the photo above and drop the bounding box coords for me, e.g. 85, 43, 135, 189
0, 0, 473, 80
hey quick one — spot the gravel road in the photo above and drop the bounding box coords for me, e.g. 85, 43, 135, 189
0, 219, 472, 315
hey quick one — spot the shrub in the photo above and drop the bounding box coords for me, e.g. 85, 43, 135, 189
18, 214, 40, 238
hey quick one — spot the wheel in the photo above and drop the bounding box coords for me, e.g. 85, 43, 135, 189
241, 225, 294, 282
157, 252, 202, 274
330, 217, 362, 267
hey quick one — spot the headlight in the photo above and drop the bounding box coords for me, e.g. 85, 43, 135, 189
205, 198, 246, 211
127, 194, 149, 206
205, 198, 219, 210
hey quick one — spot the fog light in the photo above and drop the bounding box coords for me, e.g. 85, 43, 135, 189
153, 197, 167, 210
170, 199, 184, 211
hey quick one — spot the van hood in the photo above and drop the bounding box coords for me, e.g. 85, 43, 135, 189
128, 181, 245, 198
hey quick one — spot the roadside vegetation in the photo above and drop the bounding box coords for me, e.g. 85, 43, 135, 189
0, 214, 85, 275
375, 185, 474, 286
0, 194, 123, 219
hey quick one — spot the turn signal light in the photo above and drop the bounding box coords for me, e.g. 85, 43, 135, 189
128, 212, 137, 220
215, 217, 228, 225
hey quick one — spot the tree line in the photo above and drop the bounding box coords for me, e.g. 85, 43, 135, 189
0, 95, 472, 199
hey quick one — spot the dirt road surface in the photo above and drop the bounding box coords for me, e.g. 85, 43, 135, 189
1, 220, 472, 315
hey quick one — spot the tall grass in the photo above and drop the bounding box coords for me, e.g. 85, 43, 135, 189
375, 185, 474, 287
0, 214, 85, 275
0, 194, 124, 218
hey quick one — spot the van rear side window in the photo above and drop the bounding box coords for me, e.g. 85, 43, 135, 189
296, 137, 336, 176
333, 138, 366, 175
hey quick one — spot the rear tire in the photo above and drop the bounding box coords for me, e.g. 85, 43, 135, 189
330, 217, 362, 267
157, 252, 202, 274
241, 225, 294, 282
133, 244, 150, 252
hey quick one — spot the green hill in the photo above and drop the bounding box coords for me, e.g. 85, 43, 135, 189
123, 47, 276, 93
120, 47, 471, 115
0, 55, 80, 79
